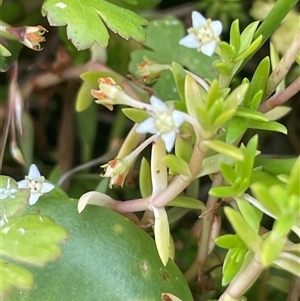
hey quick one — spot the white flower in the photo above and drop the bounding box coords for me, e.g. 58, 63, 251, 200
179, 11, 222, 56
136, 96, 185, 152
18, 164, 55, 205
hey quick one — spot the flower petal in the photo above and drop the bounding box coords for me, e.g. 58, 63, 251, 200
179, 34, 199, 49
28, 193, 40, 205
172, 111, 185, 128
211, 20, 223, 36
28, 164, 41, 179
18, 180, 28, 189
161, 131, 176, 152
191, 11, 206, 28
150, 95, 168, 112
41, 182, 55, 193
136, 117, 157, 134
202, 41, 216, 57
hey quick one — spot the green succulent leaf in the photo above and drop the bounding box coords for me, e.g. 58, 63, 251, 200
171, 61, 187, 102
167, 196, 206, 210
222, 247, 248, 286
184, 73, 202, 120
122, 108, 148, 123
139, 157, 152, 198
229, 19, 241, 53
163, 155, 192, 177
248, 120, 287, 134
75, 82, 95, 112
236, 197, 263, 232
76, 103, 97, 162
224, 207, 262, 253
226, 116, 248, 144
233, 35, 262, 63
204, 140, 244, 161
261, 214, 295, 266
215, 234, 243, 249
235, 107, 268, 122
254, 157, 297, 176
42, 0, 148, 50
242, 56, 270, 108
287, 157, 300, 197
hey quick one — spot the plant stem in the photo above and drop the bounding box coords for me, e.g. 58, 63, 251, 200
197, 173, 223, 269
259, 76, 300, 113
152, 140, 210, 208
264, 30, 300, 99
218, 257, 264, 301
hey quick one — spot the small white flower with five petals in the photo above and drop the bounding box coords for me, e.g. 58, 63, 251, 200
18, 164, 55, 205
179, 11, 222, 56
136, 96, 185, 152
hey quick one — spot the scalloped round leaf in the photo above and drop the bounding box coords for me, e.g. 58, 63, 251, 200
129, 16, 218, 99
1, 214, 68, 266
0, 259, 34, 299
0, 176, 29, 218
42, 0, 147, 50
8, 197, 193, 301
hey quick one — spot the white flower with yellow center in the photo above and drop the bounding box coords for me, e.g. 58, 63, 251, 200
18, 164, 55, 205
136, 96, 185, 152
179, 11, 222, 56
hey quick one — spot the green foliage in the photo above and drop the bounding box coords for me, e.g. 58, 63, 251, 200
42, 0, 148, 50
0, 176, 68, 299
1, 0, 299, 300
6, 197, 193, 301
129, 16, 218, 100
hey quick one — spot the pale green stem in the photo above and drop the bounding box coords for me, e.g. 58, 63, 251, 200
218, 257, 264, 301
264, 30, 300, 99
196, 173, 223, 268
184, 173, 223, 282
152, 139, 210, 208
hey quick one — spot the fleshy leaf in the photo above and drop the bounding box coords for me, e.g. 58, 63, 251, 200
167, 196, 205, 210
222, 247, 248, 286
139, 157, 152, 198
224, 207, 262, 253
122, 108, 148, 123
204, 140, 244, 161
248, 120, 287, 134
163, 155, 192, 177
42, 0, 148, 50
153, 206, 170, 266
215, 234, 243, 249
